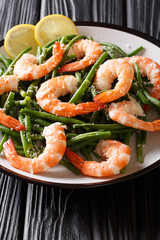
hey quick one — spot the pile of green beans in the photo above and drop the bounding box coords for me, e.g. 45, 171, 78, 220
0, 33, 157, 175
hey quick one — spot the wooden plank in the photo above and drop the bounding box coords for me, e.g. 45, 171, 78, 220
0, 0, 40, 40
40, 0, 124, 25
0, 173, 27, 240
126, 0, 160, 39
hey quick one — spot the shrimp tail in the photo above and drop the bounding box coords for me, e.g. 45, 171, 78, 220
65, 148, 84, 170
75, 102, 106, 115
93, 91, 113, 104
3, 138, 17, 160
0, 110, 26, 131
153, 119, 160, 131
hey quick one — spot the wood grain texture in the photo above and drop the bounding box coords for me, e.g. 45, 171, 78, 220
126, 0, 160, 39
40, 0, 125, 24
0, 0, 160, 239
0, 0, 40, 40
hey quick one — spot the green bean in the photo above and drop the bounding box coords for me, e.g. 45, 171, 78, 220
3, 92, 15, 113
1, 93, 7, 107
3, 47, 32, 76
69, 52, 108, 103
43, 34, 77, 51
24, 97, 33, 148
15, 145, 23, 150
75, 72, 82, 87
81, 147, 93, 161
32, 124, 43, 133
67, 133, 78, 138
63, 35, 87, 57
60, 159, 80, 175
19, 88, 26, 98
16, 150, 25, 156
123, 131, 133, 146
134, 63, 160, 109
31, 101, 43, 111
120, 131, 133, 174
100, 42, 128, 57
52, 54, 76, 78
2, 92, 16, 149
143, 88, 160, 108
26, 79, 40, 97
0, 124, 20, 138
67, 131, 111, 146
102, 46, 116, 59
20, 109, 85, 124
0, 53, 11, 68
128, 46, 143, 57
134, 63, 143, 87
71, 139, 97, 151
18, 113, 30, 157
0, 133, 8, 153
60, 36, 67, 44
36, 46, 42, 57
89, 85, 97, 98
0, 67, 4, 76
131, 84, 148, 105
32, 118, 50, 127
111, 129, 135, 135
10, 136, 22, 146
73, 123, 128, 131
88, 36, 93, 40
31, 134, 44, 141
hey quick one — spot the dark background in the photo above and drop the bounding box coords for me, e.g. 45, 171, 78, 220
0, 0, 160, 239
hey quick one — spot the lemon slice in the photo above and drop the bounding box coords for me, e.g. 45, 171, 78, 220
35, 14, 78, 46
4, 24, 39, 58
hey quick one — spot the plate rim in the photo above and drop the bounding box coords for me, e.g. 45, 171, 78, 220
0, 22, 160, 188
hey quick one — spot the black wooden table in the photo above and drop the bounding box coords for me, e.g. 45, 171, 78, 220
0, 1, 160, 239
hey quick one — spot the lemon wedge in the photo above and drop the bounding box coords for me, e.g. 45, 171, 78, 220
4, 24, 39, 58
35, 14, 78, 46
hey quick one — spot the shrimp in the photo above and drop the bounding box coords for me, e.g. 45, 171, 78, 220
0, 109, 26, 131
14, 42, 64, 81
0, 75, 19, 95
93, 59, 134, 103
3, 123, 66, 173
65, 139, 131, 177
108, 96, 160, 131
0, 75, 25, 131
59, 39, 103, 73
123, 56, 160, 100
36, 75, 105, 117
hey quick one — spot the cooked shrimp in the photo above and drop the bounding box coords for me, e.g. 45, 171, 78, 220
36, 75, 105, 117
0, 109, 25, 131
0, 75, 25, 131
93, 59, 134, 103
123, 56, 160, 100
0, 75, 19, 95
3, 123, 66, 173
14, 42, 64, 80
59, 39, 103, 73
65, 140, 131, 177
108, 96, 160, 131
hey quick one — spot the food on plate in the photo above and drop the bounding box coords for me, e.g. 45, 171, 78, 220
65, 140, 131, 177
0, 15, 160, 178
59, 39, 103, 72
14, 42, 64, 80
36, 75, 105, 117
3, 123, 66, 173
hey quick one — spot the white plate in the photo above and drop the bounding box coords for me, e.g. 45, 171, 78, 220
0, 23, 160, 188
